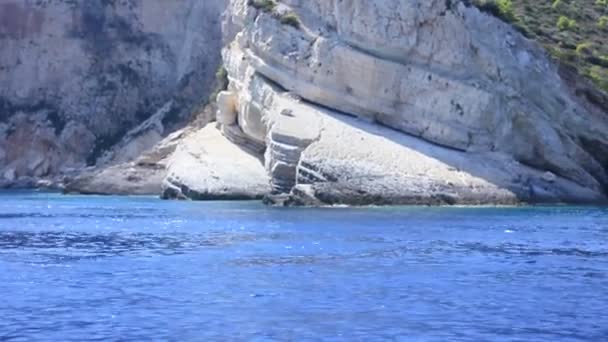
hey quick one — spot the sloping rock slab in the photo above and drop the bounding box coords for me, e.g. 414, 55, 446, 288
64, 164, 165, 196
161, 125, 270, 200
291, 108, 605, 206
64, 128, 186, 196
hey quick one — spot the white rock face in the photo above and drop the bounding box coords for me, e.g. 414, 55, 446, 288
161, 124, 270, 200
209, 0, 608, 204
216, 91, 238, 125
0, 0, 225, 185
6, 0, 607, 204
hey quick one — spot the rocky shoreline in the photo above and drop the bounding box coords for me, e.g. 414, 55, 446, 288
2, 0, 608, 206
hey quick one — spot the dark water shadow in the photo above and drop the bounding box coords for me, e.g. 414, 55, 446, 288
232, 240, 608, 267
0, 230, 270, 261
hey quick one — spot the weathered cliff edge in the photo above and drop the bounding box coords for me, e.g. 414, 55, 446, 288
0, 0, 225, 188
162, 0, 608, 205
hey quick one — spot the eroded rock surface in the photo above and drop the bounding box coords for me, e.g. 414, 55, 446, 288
0, 0, 225, 186
206, 0, 608, 205
64, 128, 187, 196
4, 0, 608, 205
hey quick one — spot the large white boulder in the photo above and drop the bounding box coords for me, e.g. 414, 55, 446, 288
161, 125, 270, 200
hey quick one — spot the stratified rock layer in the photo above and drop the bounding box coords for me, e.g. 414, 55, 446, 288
6, 0, 607, 205
196, 0, 608, 205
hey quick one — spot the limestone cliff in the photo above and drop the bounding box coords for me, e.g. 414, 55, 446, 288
0, 0, 225, 187
163, 0, 608, 205
3, 0, 607, 205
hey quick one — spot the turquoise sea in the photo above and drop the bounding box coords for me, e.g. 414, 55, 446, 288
0, 192, 607, 341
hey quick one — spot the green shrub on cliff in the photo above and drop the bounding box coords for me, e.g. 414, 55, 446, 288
209, 66, 229, 103
248, 0, 301, 30
552, 0, 563, 10
576, 42, 593, 56
279, 12, 301, 29
586, 66, 608, 92
249, 0, 276, 12
475, 0, 608, 94
557, 16, 577, 31
473, 0, 517, 23
472, 0, 532, 36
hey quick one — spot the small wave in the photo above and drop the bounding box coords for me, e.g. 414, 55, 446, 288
0, 230, 266, 262
0, 213, 54, 219
232, 240, 608, 267
456, 242, 608, 258
233, 255, 337, 266
0, 212, 172, 220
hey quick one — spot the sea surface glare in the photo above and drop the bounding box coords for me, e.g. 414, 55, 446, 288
0, 192, 607, 341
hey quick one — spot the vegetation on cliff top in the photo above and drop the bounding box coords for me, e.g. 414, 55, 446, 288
474, 0, 608, 93
249, 0, 276, 12
249, 0, 301, 29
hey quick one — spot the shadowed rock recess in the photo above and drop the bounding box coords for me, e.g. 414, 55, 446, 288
3, 0, 608, 205
0, 0, 225, 189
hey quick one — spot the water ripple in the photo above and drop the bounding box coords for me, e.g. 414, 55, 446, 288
0, 212, 169, 220
0, 230, 260, 261
1, 195, 607, 341
233, 241, 608, 266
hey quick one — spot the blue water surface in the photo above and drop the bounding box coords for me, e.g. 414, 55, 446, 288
0, 191, 607, 341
